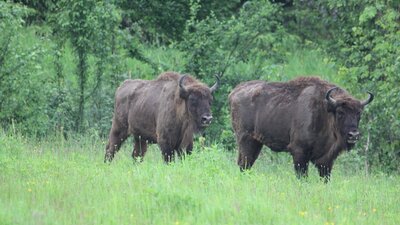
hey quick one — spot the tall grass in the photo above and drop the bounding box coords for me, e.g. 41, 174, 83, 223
225, 48, 339, 85
125, 46, 188, 80
1, 132, 398, 225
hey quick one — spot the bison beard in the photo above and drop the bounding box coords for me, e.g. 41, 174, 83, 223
229, 76, 373, 181
104, 72, 218, 163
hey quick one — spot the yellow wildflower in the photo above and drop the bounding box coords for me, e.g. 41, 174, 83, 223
299, 211, 307, 217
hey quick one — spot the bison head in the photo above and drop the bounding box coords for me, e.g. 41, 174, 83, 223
179, 75, 219, 130
326, 87, 374, 149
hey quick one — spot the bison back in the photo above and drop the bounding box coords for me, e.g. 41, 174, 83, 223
229, 80, 296, 151
114, 79, 170, 142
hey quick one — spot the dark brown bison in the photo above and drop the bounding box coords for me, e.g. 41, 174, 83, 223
229, 76, 373, 180
105, 72, 219, 163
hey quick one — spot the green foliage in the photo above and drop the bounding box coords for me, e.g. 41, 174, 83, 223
117, 0, 190, 44
282, 48, 338, 82
117, 0, 242, 44
0, 2, 49, 135
182, 0, 288, 78
337, 3, 400, 172
51, 0, 122, 132
11, 0, 57, 23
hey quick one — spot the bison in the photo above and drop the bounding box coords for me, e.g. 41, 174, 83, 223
105, 72, 219, 163
229, 76, 373, 180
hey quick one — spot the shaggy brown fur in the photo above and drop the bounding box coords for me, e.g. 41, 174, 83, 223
105, 71, 218, 163
229, 76, 373, 181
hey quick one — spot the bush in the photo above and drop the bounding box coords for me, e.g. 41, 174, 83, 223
0, 2, 50, 135
338, 4, 400, 172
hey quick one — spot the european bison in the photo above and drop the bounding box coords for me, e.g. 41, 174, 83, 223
229, 76, 373, 180
105, 72, 219, 163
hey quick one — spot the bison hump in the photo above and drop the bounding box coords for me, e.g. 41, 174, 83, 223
157, 72, 181, 81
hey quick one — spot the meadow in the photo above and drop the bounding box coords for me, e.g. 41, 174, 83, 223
1, 131, 399, 225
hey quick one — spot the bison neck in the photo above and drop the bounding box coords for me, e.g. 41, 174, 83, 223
179, 119, 195, 150
156, 96, 196, 150
310, 113, 347, 164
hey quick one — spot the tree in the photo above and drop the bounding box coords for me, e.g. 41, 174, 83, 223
0, 2, 49, 135
54, 0, 121, 132
117, 0, 242, 44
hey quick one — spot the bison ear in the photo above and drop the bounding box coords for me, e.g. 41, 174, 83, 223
179, 75, 189, 99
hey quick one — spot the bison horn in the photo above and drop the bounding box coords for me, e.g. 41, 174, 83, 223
210, 74, 220, 93
179, 75, 189, 98
360, 91, 374, 106
326, 87, 338, 107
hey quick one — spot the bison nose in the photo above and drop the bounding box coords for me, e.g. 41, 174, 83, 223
201, 114, 213, 125
348, 131, 360, 138
347, 131, 360, 144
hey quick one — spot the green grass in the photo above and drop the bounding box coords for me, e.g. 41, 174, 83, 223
1, 133, 399, 225
281, 48, 340, 84
124, 45, 188, 81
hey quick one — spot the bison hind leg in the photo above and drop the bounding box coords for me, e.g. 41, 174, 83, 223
237, 136, 263, 171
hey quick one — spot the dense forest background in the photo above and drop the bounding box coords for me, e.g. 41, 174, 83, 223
1, 0, 399, 172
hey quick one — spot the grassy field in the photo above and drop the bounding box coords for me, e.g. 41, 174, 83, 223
0, 132, 399, 225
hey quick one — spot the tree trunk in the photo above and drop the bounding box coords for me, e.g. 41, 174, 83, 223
364, 130, 371, 176
76, 49, 87, 132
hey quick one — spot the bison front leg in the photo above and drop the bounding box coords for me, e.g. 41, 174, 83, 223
176, 142, 193, 160
159, 143, 175, 163
104, 123, 128, 163
237, 136, 263, 171
185, 141, 193, 155
291, 152, 310, 179
316, 162, 333, 183
132, 136, 148, 162
176, 148, 185, 160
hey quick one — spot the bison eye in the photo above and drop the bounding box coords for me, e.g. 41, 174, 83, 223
336, 111, 344, 118
189, 96, 198, 105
